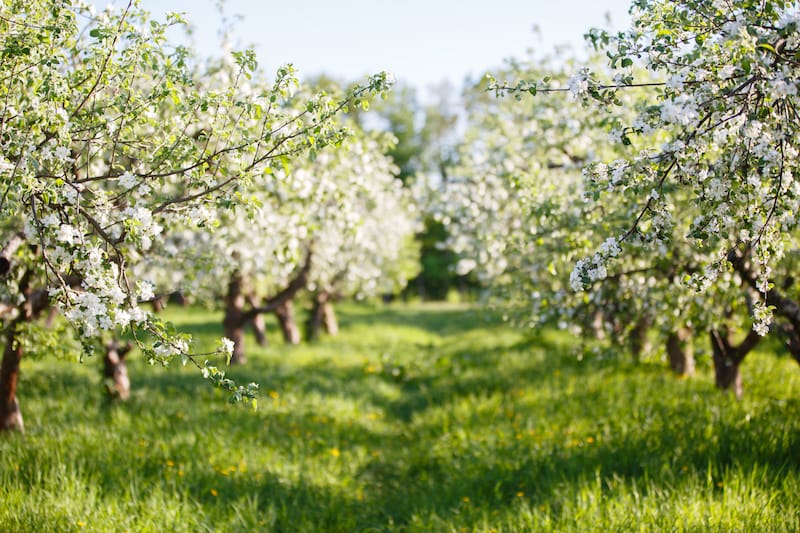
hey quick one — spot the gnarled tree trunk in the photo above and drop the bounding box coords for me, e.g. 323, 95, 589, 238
223, 272, 247, 365
322, 296, 338, 336
151, 296, 165, 313
222, 250, 313, 362
250, 313, 268, 346
307, 291, 338, 341
274, 300, 300, 345
103, 341, 132, 401
0, 266, 48, 433
246, 293, 268, 347
0, 324, 24, 432
306, 292, 326, 342
709, 328, 761, 399
667, 328, 695, 377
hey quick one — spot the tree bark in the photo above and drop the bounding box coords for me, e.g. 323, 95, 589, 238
322, 296, 338, 336
306, 292, 326, 342
250, 313, 268, 346
103, 341, 132, 401
223, 272, 247, 365
151, 296, 165, 313
0, 324, 24, 432
169, 291, 187, 306
274, 300, 300, 345
666, 328, 695, 377
709, 328, 761, 398
222, 249, 313, 361
0, 269, 48, 433
246, 293, 268, 347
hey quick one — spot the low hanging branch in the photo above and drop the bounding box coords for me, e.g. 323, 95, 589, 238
729, 247, 800, 365
729, 247, 800, 327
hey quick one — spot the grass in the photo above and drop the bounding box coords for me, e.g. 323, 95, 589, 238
1, 301, 799, 532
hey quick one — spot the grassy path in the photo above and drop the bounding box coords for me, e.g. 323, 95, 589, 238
1, 303, 799, 531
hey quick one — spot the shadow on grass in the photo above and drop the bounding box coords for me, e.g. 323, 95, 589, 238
9, 303, 800, 530
63, 346, 799, 530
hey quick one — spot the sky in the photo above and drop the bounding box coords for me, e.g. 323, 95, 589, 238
101, 1, 633, 97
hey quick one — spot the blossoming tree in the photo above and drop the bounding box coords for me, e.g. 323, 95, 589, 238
0, 0, 393, 430
487, 0, 800, 395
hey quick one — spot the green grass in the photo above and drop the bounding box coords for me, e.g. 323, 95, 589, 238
1, 302, 799, 532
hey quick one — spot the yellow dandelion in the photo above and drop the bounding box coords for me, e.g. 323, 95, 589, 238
586, 436, 595, 444
330, 448, 341, 457
77, 521, 86, 528
517, 491, 524, 497
166, 460, 175, 467
462, 496, 470, 503
268, 390, 279, 399
210, 488, 219, 497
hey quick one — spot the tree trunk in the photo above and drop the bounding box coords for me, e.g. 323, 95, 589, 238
666, 328, 695, 377
151, 296, 165, 313
103, 341, 132, 401
274, 300, 300, 345
711, 339, 742, 398
306, 293, 326, 342
322, 297, 338, 336
0, 324, 24, 433
709, 328, 761, 399
250, 313, 268, 346
169, 291, 187, 306
223, 273, 247, 365
246, 293, 268, 347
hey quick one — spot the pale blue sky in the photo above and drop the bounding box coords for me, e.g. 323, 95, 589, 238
103, 1, 632, 94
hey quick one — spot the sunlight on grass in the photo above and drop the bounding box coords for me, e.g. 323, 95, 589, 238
1, 302, 799, 531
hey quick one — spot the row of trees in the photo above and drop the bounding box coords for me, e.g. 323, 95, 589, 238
434, 0, 800, 397
0, 0, 412, 431
2, 0, 798, 433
